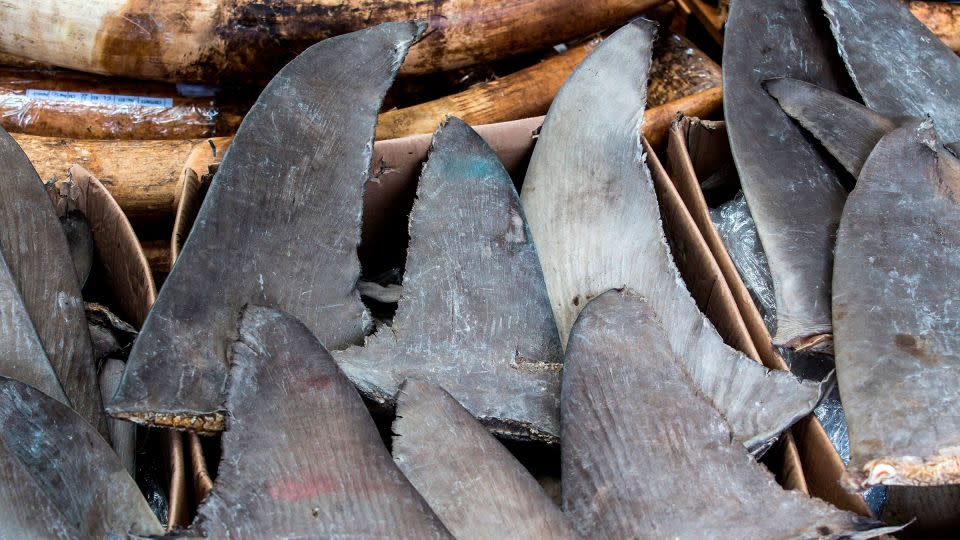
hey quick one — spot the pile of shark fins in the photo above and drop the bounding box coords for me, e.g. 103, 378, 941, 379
109, 21, 427, 433
109, 20, 569, 443
765, 77, 960, 488
0, 128, 107, 436
520, 18, 822, 453
0, 126, 168, 534
335, 115, 563, 441
561, 290, 899, 538
720, 0, 960, 532
4, 1, 955, 535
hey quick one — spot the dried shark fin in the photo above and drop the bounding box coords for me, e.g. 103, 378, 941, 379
99, 358, 135, 476
336, 117, 563, 441
765, 77, 898, 178
0, 126, 105, 436
110, 21, 426, 432
724, 0, 850, 347
190, 306, 450, 538
0, 442, 80, 539
0, 249, 68, 404
561, 290, 901, 539
767, 77, 960, 187
823, 0, 960, 145
520, 19, 821, 451
834, 119, 960, 488
0, 376, 162, 538
392, 379, 577, 539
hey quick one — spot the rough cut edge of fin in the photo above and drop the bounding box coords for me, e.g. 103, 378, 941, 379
845, 452, 960, 490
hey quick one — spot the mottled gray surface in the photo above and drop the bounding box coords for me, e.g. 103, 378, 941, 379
99, 358, 135, 475
834, 120, 960, 487
336, 118, 562, 441
823, 0, 960, 145
766, 77, 898, 178
0, 442, 80, 539
561, 290, 898, 539
191, 306, 450, 538
392, 379, 577, 539
0, 376, 161, 538
724, 0, 850, 346
0, 249, 67, 404
520, 19, 821, 451
0, 127, 104, 437
110, 22, 424, 431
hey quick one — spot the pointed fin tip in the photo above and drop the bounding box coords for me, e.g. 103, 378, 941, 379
761, 76, 791, 101
394, 377, 444, 413
290, 20, 427, 76
431, 115, 473, 144
627, 16, 660, 36
761, 77, 839, 111
381, 19, 430, 51
410, 20, 429, 42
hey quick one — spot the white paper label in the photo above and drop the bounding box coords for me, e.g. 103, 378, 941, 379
24, 89, 173, 108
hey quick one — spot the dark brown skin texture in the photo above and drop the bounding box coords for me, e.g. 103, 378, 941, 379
109, 22, 424, 432
190, 306, 450, 538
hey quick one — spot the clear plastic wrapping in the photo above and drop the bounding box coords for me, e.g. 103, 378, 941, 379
709, 190, 777, 334
710, 187, 887, 516
0, 68, 246, 139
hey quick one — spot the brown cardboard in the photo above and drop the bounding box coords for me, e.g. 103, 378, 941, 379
59, 166, 156, 325
47, 165, 189, 530
171, 137, 232, 266
664, 116, 871, 516
363, 88, 721, 275
644, 137, 809, 495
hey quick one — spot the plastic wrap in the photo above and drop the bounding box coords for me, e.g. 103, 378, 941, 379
709, 186, 887, 515
0, 68, 246, 139
709, 191, 777, 334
